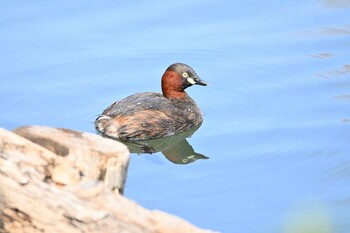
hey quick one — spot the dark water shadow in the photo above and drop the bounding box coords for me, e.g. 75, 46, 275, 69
122, 123, 208, 165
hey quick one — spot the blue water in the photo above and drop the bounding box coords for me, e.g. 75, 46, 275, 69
1, 1, 350, 232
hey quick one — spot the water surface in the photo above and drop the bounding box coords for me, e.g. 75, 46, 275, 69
1, 1, 350, 232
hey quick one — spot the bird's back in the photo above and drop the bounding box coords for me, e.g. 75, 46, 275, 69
95, 92, 203, 140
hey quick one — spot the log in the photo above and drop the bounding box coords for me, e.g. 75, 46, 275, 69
0, 127, 215, 233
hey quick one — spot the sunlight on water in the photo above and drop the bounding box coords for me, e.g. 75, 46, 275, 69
283, 203, 333, 233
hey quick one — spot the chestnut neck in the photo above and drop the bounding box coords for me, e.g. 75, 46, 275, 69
161, 70, 187, 99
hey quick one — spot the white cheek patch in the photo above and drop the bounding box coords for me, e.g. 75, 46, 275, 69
187, 78, 196, 84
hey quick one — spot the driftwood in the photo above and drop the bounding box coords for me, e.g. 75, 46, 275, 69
0, 126, 215, 233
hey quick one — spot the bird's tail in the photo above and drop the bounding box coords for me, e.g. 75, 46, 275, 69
95, 115, 120, 139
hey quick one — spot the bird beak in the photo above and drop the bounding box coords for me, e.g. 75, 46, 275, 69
194, 78, 208, 86
187, 77, 208, 86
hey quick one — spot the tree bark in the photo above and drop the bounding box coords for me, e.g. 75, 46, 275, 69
0, 127, 215, 233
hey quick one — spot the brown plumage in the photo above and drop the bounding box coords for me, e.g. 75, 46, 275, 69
95, 63, 207, 140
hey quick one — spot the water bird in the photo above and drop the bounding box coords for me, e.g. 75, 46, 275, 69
95, 63, 207, 140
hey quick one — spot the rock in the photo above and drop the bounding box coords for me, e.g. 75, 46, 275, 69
0, 127, 216, 233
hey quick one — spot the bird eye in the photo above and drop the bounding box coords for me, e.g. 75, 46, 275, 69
182, 72, 188, 78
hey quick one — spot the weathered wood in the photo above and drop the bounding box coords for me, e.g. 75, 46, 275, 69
0, 127, 215, 233
14, 126, 130, 194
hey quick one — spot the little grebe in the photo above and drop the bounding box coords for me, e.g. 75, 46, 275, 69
95, 63, 207, 140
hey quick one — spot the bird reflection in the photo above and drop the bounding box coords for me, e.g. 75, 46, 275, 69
122, 123, 208, 164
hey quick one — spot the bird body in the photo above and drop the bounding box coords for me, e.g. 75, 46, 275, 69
95, 63, 207, 140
